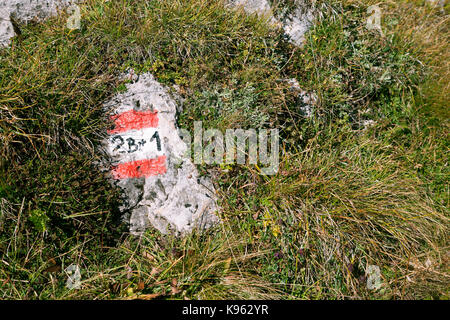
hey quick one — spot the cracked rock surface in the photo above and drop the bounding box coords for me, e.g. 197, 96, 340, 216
102, 73, 219, 236
228, 0, 278, 24
229, 1, 318, 115
0, 0, 78, 47
229, 0, 316, 46
283, 3, 316, 47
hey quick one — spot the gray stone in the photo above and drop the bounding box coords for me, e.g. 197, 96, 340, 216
227, 0, 279, 25
286, 78, 317, 118
0, 9, 14, 47
228, 2, 318, 115
228, 0, 316, 47
427, 0, 446, 13
283, 3, 316, 46
0, 0, 78, 47
102, 73, 219, 236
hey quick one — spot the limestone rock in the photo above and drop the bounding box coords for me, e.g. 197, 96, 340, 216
102, 73, 219, 236
228, 0, 316, 47
286, 78, 317, 118
0, 9, 14, 48
283, 3, 316, 46
0, 0, 78, 47
228, 0, 279, 25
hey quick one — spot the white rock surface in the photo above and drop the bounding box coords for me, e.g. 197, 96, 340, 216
427, 0, 446, 8
0, 8, 14, 47
228, 0, 316, 47
230, 0, 272, 14
228, 0, 279, 24
103, 73, 219, 236
229, 2, 318, 115
283, 4, 316, 46
427, 0, 446, 13
286, 78, 317, 118
0, 0, 77, 47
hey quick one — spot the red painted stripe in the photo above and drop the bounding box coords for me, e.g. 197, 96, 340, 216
108, 110, 159, 134
112, 156, 167, 179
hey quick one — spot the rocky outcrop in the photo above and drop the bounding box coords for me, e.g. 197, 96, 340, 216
0, 0, 78, 47
228, 0, 316, 47
102, 72, 219, 236
229, 1, 318, 118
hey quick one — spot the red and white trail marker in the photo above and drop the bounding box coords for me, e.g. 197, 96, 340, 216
104, 72, 219, 236
107, 109, 167, 180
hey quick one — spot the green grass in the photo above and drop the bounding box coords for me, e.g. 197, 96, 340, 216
0, 0, 448, 299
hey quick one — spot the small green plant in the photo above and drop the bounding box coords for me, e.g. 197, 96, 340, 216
0, 0, 448, 300
28, 209, 50, 233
